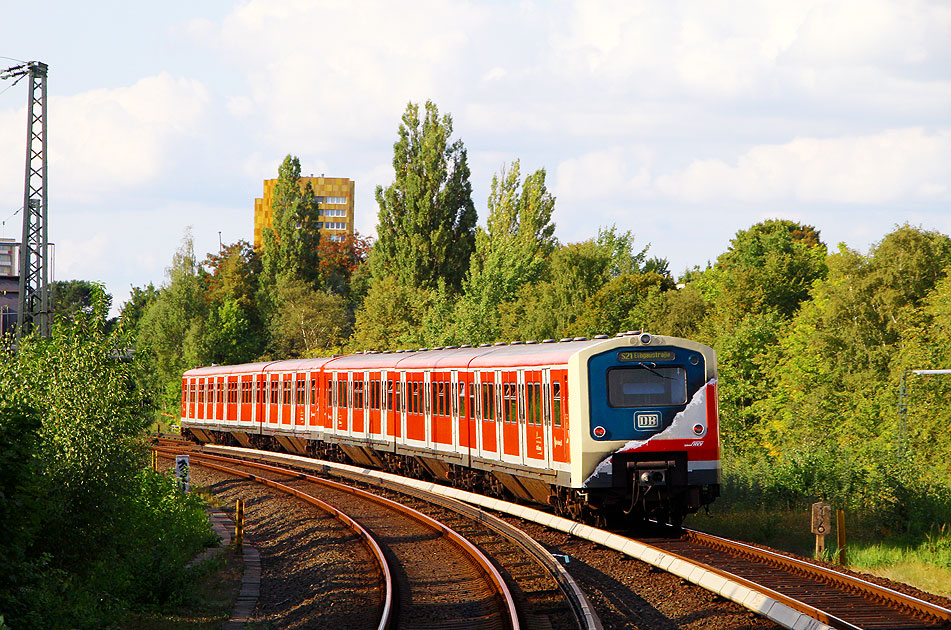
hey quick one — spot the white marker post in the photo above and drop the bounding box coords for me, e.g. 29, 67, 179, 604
175, 454, 190, 494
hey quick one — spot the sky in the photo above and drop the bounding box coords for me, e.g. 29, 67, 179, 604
1, 0, 949, 314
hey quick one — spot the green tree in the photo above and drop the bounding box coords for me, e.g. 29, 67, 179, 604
498, 227, 649, 340
373, 100, 476, 292
569, 271, 675, 337
752, 225, 951, 505
118, 283, 159, 330
453, 161, 556, 344
135, 230, 210, 418
269, 278, 350, 357
259, 155, 322, 292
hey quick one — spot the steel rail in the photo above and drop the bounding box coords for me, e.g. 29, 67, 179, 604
370, 472, 603, 630
157, 447, 521, 630
155, 447, 394, 630
683, 528, 951, 628
195, 443, 600, 629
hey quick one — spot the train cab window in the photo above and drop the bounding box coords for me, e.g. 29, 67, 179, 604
607, 367, 687, 407
552, 382, 562, 427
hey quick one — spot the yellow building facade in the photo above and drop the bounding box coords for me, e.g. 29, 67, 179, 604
254, 176, 355, 249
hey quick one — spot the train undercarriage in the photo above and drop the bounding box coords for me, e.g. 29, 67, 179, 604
182, 426, 717, 529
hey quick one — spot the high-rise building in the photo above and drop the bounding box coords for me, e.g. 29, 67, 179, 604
254, 176, 354, 249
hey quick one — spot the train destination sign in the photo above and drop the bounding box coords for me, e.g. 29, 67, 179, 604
618, 350, 676, 362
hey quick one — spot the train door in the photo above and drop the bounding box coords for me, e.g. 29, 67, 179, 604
550, 370, 570, 464
383, 372, 394, 440
226, 377, 238, 424
336, 373, 349, 434
450, 371, 461, 454
423, 371, 433, 448
368, 371, 382, 438
460, 372, 476, 454
431, 371, 451, 449
308, 372, 319, 430
478, 371, 499, 458
524, 370, 546, 467
500, 370, 521, 462
398, 372, 408, 444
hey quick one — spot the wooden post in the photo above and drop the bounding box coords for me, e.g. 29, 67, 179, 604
235, 499, 245, 548
836, 509, 847, 565
150, 449, 157, 472
811, 501, 831, 559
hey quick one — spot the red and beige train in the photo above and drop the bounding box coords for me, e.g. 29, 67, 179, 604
180, 332, 720, 524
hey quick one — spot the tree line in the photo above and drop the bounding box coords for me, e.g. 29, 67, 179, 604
110, 101, 951, 530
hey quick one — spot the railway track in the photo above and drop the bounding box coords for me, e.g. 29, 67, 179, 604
162, 443, 951, 629
156, 447, 519, 629
643, 527, 951, 630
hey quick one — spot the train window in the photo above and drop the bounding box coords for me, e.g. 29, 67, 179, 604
552, 382, 562, 427
386, 380, 393, 411
459, 382, 466, 419
503, 382, 517, 423
230, 382, 238, 404
469, 381, 477, 421
354, 380, 364, 409
482, 383, 495, 422
451, 382, 458, 417
283, 380, 292, 405
526, 383, 540, 425
607, 367, 687, 407
438, 382, 446, 416
519, 383, 526, 422
270, 380, 278, 405
337, 379, 347, 408
395, 381, 403, 413
326, 382, 333, 408
310, 379, 317, 407
296, 381, 305, 405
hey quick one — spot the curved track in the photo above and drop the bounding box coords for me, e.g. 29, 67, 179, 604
157, 446, 520, 630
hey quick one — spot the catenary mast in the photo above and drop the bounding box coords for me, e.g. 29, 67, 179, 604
1, 61, 50, 338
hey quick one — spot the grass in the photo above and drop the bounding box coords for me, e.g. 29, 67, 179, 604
120, 546, 243, 630
685, 507, 951, 597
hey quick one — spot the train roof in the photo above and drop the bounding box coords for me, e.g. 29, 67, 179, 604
182, 333, 712, 377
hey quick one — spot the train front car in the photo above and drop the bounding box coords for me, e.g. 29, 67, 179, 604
569, 333, 719, 526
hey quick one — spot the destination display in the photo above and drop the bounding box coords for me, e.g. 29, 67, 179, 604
617, 350, 676, 362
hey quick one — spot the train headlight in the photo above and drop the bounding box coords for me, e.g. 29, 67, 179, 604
639, 333, 652, 345
693, 424, 705, 436
593, 425, 606, 439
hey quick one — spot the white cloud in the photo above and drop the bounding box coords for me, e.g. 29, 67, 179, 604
655, 128, 951, 204
0, 73, 211, 206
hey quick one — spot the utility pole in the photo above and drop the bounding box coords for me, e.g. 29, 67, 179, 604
1, 61, 50, 338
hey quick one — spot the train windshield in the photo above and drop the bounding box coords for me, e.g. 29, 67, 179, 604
607, 366, 687, 407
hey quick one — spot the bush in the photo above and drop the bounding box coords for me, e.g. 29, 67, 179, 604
0, 287, 215, 628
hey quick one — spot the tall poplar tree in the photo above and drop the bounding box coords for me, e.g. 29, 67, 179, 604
260, 155, 322, 291
452, 160, 556, 343
373, 101, 476, 292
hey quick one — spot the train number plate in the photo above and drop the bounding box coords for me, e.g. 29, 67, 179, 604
635, 412, 661, 430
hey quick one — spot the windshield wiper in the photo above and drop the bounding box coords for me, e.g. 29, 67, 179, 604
636, 362, 672, 379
